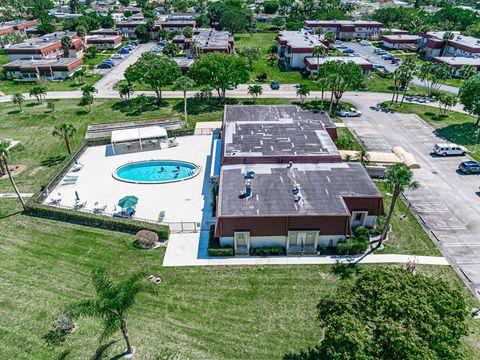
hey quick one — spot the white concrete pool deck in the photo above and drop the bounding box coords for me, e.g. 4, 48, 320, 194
163, 231, 449, 267
44, 135, 215, 225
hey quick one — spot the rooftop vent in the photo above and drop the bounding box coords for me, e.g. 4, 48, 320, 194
239, 179, 252, 199
292, 183, 303, 204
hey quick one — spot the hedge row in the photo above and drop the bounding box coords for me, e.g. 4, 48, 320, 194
24, 203, 170, 239
336, 237, 369, 255
207, 225, 234, 257
167, 128, 195, 138
251, 246, 285, 256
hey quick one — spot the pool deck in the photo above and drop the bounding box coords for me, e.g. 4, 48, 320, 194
44, 135, 215, 225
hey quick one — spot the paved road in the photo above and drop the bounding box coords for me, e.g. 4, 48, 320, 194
343, 96, 480, 300
93, 42, 155, 94
345, 42, 460, 94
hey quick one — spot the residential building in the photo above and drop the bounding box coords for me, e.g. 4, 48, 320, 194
182, 28, 234, 57
85, 34, 122, 49
277, 29, 327, 69
304, 20, 384, 40
116, 20, 147, 39
381, 34, 419, 50
0, 20, 37, 47
432, 57, 480, 75
89, 28, 122, 36
215, 105, 384, 254
419, 31, 480, 58
3, 58, 83, 81
304, 56, 373, 74
4, 31, 82, 61
156, 15, 196, 32
173, 57, 195, 74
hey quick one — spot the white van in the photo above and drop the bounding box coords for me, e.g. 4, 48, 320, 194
433, 143, 467, 156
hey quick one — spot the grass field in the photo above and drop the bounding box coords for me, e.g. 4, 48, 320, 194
386, 102, 480, 161
0, 198, 479, 359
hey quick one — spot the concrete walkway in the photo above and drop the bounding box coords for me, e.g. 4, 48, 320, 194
0, 193, 33, 198
162, 231, 448, 267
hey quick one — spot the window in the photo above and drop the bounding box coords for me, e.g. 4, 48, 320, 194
355, 213, 363, 221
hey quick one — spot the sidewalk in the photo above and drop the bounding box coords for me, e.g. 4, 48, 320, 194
162, 231, 449, 267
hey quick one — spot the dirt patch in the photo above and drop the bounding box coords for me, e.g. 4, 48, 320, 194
8, 164, 27, 177
29, 166, 44, 176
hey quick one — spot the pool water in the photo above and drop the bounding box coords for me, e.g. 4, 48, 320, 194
114, 160, 199, 184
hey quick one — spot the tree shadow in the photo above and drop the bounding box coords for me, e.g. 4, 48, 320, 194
90, 339, 120, 360
7, 109, 21, 115
330, 262, 360, 280
435, 122, 480, 146
27, 102, 41, 107
284, 346, 323, 360
111, 97, 169, 116
41, 155, 67, 167
76, 110, 90, 116
0, 209, 22, 220
172, 97, 238, 116
56, 349, 71, 360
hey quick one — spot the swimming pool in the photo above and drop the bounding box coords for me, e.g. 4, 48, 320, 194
114, 160, 199, 184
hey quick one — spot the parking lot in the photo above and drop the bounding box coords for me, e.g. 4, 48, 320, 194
342, 42, 399, 72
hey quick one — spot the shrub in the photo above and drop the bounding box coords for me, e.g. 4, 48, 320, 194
207, 225, 234, 256
369, 226, 382, 237
136, 230, 159, 248
256, 73, 267, 82
24, 202, 169, 239
317, 245, 327, 254
336, 237, 369, 255
353, 226, 370, 241
251, 246, 285, 256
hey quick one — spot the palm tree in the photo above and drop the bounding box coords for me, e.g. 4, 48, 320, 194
325, 32, 336, 44
79, 94, 94, 112
29, 86, 47, 103
52, 123, 77, 155
118, 83, 134, 101
459, 65, 477, 80
441, 31, 454, 56
296, 84, 310, 103
67, 269, 154, 356
12, 93, 24, 111
378, 163, 419, 248
312, 45, 326, 75
398, 58, 417, 105
61, 35, 73, 57
0, 140, 25, 206
247, 84, 263, 103
173, 76, 195, 128
81, 85, 98, 97
358, 148, 370, 166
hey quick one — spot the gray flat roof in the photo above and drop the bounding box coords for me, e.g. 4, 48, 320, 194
305, 56, 372, 66
427, 31, 480, 50
434, 56, 480, 66
382, 34, 419, 41
223, 105, 338, 159
6, 31, 74, 50
218, 162, 382, 217
278, 29, 324, 49
193, 28, 232, 50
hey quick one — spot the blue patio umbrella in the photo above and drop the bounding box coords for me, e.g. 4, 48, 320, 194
118, 195, 138, 209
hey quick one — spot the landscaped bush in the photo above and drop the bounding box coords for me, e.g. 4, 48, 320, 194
336, 237, 369, 255
353, 226, 370, 241
136, 230, 159, 248
207, 225, 234, 257
316, 245, 327, 254
251, 246, 285, 256
167, 128, 194, 138
368, 226, 383, 237
24, 202, 169, 239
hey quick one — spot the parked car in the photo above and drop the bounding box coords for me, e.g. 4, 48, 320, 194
338, 108, 362, 117
151, 46, 163, 53
97, 62, 114, 69
360, 40, 371, 46
102, 59, 115, 65
376, 49, 387, 55
349, 53, 361, 57
458, 161, 480, 174
382, 53, 394, 60
270, 81, 280, 90
335, 44, 347, 49
342, 48, 355, 54
372, 64, 385, 69
334, 40, 342, 45
157, 40, 168, 46
118, 48, 130, 55
433, 143, 467, 157
391, 57, 401, 64
111, 54, 124, 60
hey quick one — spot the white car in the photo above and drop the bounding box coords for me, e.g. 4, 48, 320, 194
360, 40, 371, 46
433, 143, 467, 157
111, 54, 124, 60
338, 108, 362, 117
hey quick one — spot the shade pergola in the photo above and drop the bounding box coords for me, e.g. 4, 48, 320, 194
111, 126, 168, 154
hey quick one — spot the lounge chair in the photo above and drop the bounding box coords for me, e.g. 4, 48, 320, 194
62, 178, 77, 185
92, 202, 107, 213
73, 200, 86, 209
64, 173, 79, 179
71, 163, 83, 172
158, 211, 166, 222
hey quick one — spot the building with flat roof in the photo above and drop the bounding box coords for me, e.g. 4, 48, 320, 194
89, 28, 122, 36
433, 56, 480, 75
86, 34, 122, 49
419, 31, 480, 58
381, 34, 419, 50
3, 57, 83, 81
222, 105, 340, 165
277, 29, 327, 69
304, 56, 373, 74
117, 20, 146, 39
155, 15, 196, 32
215, 105, 384, 254
0, 19, 37, 47
180, 28, 234, 56
304, 20, 384, 40
4, 31, 82, 61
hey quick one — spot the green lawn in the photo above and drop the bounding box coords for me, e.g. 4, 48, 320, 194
0, 198, 479, 359
386, 102, 480, 161
363, 74, 430, 95
0, 74, 102, 95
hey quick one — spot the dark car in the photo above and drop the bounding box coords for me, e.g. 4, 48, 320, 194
97, 62, 114, 69
342, 48, 354, 54
270, 81, 280, 90
458, 161, 480, 174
